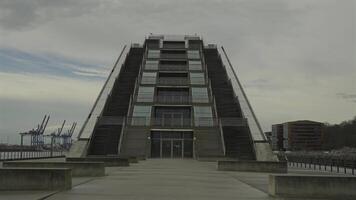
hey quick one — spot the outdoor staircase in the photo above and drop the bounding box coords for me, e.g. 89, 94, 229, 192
203, 48, 256, 160
88, 47, 144, 155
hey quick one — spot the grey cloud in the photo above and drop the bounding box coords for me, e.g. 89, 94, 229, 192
0, 0, 354, 135
0, 0, 99, 30
337, 93, 356, 102
243, 78, 279, 90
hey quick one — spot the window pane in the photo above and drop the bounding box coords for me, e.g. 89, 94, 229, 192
137, 87, 155, 102
187, 50, 200, 59
141, 72, 157, 84
147, 50, 160, 59
192, 87, 209, 103
190, 72, 205, 85
145, 60, 159, 70
189, 60, 202, 71
132, 105, 152, 125
194, 106, 213, 126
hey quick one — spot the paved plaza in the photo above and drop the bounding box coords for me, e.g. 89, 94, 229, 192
2, 158, 352, 200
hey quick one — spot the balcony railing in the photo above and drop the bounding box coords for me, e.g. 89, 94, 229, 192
126, 117, 248, 128
160, 54, 187, 59
152, 118, 193, 128
157, 78, 189, 86
128, 117, 192, 128
156, 95, 190, 104
159, 65, 187, 71
162, 44, 186, 49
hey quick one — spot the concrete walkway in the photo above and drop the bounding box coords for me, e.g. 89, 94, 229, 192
48, 159, 332, 200
1, 159, 341, 200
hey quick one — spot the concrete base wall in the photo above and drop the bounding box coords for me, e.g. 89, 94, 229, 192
195, 128, 225, 158
269, 175, 356, 198
66, 157, 129, 167
254, 142, 279, 161
218, 160, 287, 173
127, 157, 138, 163
3, 161, 105, 177
120, 127, 148, 158
67, 139, 89, 158
0, 168, 71, 191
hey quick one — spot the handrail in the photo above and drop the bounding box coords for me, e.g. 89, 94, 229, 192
117, 117, 126, 154
218, 118, 226, 156
117, 45, 146, 154
77, 45, 127, 139
219, 46, 266, 141
212, 95, 226, 156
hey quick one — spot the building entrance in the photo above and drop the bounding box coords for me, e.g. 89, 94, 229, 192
151, 131, 193, 158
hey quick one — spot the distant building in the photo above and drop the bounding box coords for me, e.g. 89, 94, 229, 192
271, 124, 284, 151
271, 120, 324, 151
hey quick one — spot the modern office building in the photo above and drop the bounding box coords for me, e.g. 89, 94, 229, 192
271, 120, 324, 151
69, 34, 276, 161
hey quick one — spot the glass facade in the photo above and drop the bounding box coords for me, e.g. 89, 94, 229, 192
156, 88, 189, 104
189, 60, 202, 71
130, 37, 219, 158
147, 50, 160, 59
141, 72, 157, 84
145, 60, 159, 70
154, 107, 191, 127
137, 86, 155, 102
190, 72, 205, 85
194, 106, 213, 127
132, 105, 152, 125
187, 50, 200, 59
192, 87, 209, 103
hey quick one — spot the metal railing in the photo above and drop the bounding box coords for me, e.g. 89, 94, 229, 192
152, 118, 193, 128
162, 44, 186, 49
0, 150, 65, 161
160, 54, 187, 59
126, 117, 250, 128
219, 47, 266, 142
126, 117, 223, 128
155, 95, 190, 104
157, 78, 189, 85
117, 117, 126, 154
286, 154, 356, 175
159, 65, 187, 71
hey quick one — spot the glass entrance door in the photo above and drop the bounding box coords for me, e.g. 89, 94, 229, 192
150, 131, 193, 159
172, 140, 183, 158
162, 140, 172, 158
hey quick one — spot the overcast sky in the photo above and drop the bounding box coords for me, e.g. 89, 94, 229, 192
0, 0, 355, 144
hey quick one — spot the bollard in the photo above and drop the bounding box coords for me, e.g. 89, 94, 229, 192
309, 159, 311, 169
314, 159, 316, 170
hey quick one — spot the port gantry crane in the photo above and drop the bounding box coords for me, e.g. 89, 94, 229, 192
19, 115, 50, 149
61, 122, 77, 150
